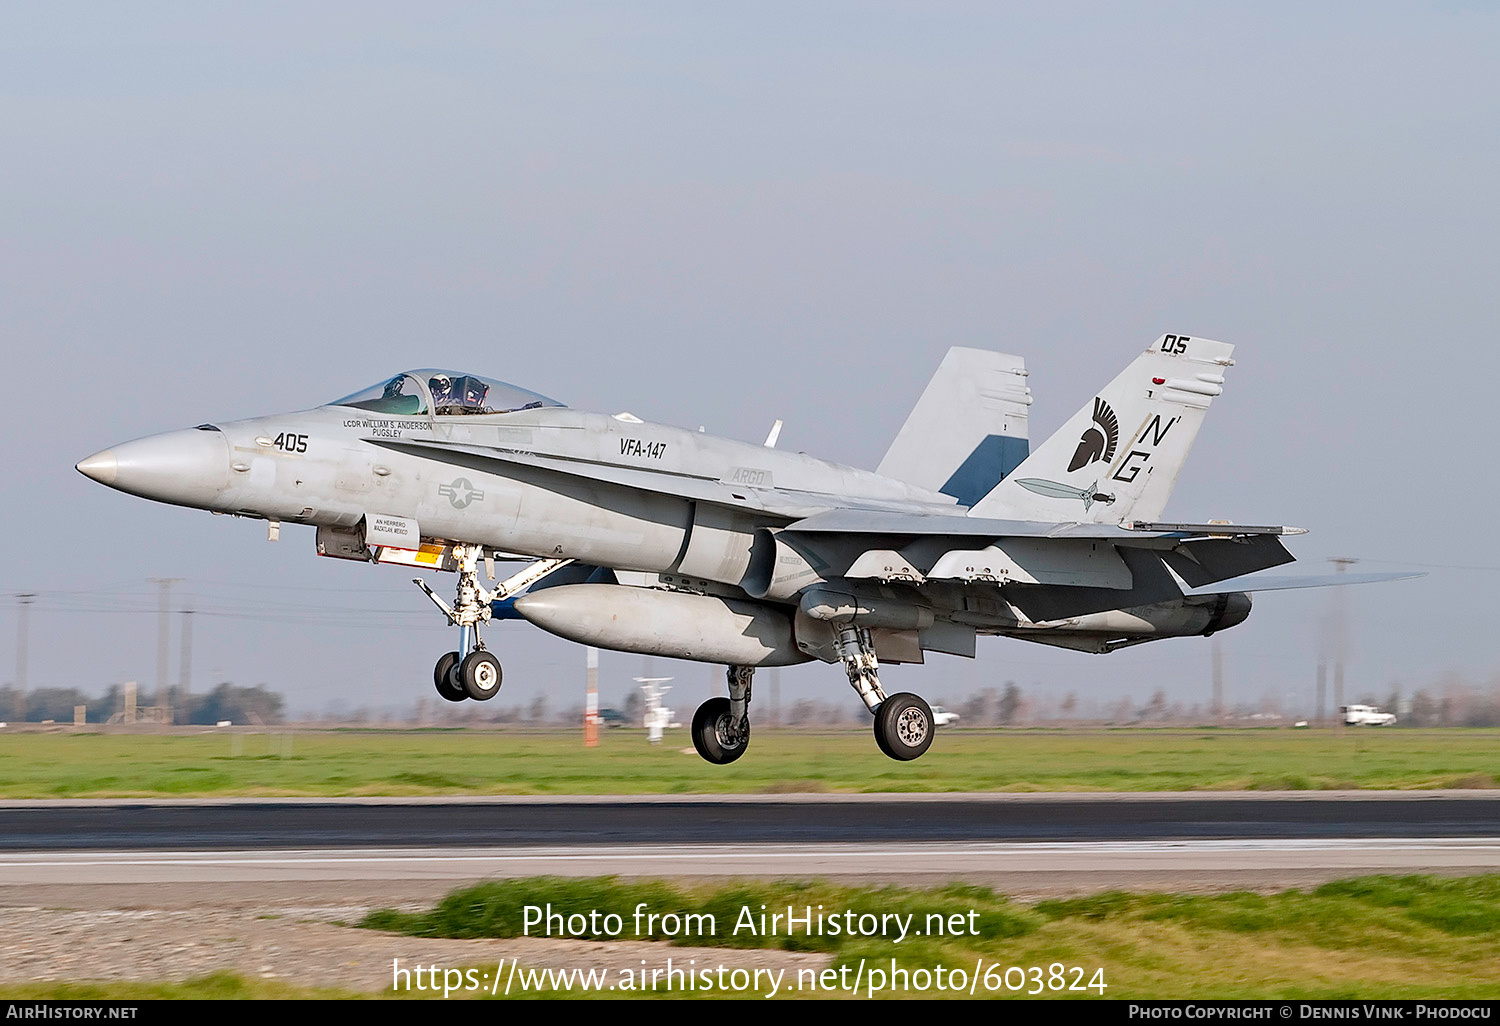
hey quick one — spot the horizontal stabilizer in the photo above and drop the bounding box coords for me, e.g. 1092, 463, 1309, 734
1161, 535, 1295, 586
1185, 571, 1424, 596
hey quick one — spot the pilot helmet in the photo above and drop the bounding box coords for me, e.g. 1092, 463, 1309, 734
428, 374, 454, 404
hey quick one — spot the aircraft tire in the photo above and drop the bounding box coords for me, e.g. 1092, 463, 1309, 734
872, 709, 895, 759
434, 652, 467, 702
459, 651, 503, 701
691, 697, 749, 765
873, 693, 934, 761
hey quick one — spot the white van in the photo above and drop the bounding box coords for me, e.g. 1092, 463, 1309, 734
1341, 704, 1397, 726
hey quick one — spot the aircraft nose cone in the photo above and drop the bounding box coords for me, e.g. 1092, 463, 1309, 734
75, 449, 118, 486
76, 428, 231, 508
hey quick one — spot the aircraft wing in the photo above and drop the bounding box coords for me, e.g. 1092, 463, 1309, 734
784, 508, 1304, 542
772, 507, 1304, 620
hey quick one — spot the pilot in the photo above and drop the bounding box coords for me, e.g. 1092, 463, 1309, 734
428, 374, 454, 410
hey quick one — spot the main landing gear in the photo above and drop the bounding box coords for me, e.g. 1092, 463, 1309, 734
837, 625, 934, 762
414, 547, 572, 703
692, 666, 753, 765
685, 637, 935, 765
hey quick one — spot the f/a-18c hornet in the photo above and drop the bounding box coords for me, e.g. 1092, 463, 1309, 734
76, 334, 1410, 763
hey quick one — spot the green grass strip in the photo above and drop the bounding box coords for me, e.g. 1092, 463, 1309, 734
2, 727, 1499, 797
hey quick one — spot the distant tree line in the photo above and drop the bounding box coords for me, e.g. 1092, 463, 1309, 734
11, 676, 1500, 728
1386, 687, 1500, 728
0, 683, 284, 724
958, 683, 1025, 725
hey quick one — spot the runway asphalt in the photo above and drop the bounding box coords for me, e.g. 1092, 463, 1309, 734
3, 791, 1498, 851
3, 793, 1495, 897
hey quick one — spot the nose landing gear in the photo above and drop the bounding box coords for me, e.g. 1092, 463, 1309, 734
415, 548, 571, 704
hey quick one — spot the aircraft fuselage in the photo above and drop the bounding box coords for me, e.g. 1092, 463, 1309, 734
84, 404, 955, 582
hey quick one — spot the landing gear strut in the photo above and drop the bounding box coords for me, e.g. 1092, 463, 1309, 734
836, 626, 887, 713
835, 625, 935, 761
414, 548, 572, 703
692, 666, 753, 765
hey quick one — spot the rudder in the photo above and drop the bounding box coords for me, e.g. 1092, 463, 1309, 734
877, 347, 1031, 506
966, 334, 1234, 522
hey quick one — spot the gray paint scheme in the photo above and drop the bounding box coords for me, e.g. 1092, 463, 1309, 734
75, 343, 1369, 716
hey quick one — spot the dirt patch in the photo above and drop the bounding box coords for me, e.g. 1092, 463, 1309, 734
0, 888, 828, 994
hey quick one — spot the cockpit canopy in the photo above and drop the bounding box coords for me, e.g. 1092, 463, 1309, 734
330, 370, 565, 417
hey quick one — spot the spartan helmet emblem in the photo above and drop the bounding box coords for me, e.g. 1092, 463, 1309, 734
1068, 397, 1119, 472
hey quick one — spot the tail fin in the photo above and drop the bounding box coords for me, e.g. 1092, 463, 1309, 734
966, 334, 1234, 522
877, 347, 1031, 506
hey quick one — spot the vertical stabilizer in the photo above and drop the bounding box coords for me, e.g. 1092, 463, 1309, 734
967, 334, 1234, 522
877, 348, 1031, 506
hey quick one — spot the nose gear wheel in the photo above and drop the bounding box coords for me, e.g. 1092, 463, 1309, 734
459, 650, 502, 700
433, 651, 467, 702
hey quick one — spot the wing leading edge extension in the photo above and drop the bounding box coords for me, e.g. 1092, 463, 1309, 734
367, 437, 939, 519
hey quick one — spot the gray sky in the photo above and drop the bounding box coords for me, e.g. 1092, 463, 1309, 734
3, 3, 1497, 718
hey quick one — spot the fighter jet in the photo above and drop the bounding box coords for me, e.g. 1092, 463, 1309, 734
75, 335, 1409, 763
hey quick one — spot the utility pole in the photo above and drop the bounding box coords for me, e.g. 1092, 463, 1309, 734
584, 646, 599, 747
1330, 557, 1356, 737
151, 578, 182, 722
14, 594, 35, 722
1315, 662, 1326, 727
1211, 636, 1224, 722
178, 600, 193, 722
